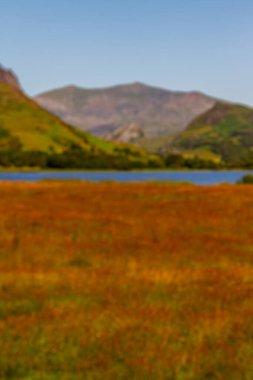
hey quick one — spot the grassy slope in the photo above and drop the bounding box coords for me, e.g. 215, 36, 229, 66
0, 83, 92, 153
172, 102, 253, 165
136, 134, 176, 153
0, 83, 159, 166
1, 182, 253, 379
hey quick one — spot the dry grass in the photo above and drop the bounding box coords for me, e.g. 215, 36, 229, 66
0, 181, 253, 379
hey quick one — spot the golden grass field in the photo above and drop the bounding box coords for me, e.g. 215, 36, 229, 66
0, 181, 253, 379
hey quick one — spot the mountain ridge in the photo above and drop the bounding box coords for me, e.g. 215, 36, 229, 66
35, 82, 216, 148
0, 64, 162, 169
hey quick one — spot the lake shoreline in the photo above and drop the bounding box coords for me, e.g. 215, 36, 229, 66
0, 169, 252, 185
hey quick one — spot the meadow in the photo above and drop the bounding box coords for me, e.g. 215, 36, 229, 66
0, 181, 253, 379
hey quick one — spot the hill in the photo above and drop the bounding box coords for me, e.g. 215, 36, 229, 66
169, 102, 253, 168
0, 65, 161, 169
35, 82, 215, 149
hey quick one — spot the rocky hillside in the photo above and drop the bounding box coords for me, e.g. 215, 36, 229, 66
0, 65, 21, 91
35, 82, 215, 148
105, 123, 144, 143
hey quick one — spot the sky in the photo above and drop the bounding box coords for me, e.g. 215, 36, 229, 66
1, 0, 253, 105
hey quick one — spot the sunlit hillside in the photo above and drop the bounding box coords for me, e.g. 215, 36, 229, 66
170, 102, 253, 167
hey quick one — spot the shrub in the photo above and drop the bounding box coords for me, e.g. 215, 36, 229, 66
237, 174, 253, 184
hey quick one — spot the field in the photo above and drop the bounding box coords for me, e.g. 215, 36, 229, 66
0, 181, 253, 379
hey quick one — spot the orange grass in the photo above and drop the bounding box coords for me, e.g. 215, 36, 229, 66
0, 181, 253, 379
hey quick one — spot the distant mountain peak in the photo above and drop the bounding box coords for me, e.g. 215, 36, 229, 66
35, 82, 216, 149
0, 64, 21, 91
114, 82, 164, 93
125, 82, 147, 89
64, 84, 78, 91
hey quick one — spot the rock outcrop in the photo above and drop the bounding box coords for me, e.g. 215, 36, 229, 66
0, 64, 21, 91
105, 123, 145, 143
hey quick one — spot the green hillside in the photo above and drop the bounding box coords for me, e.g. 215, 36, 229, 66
170, 102, 253, 168
0, 82, 162, 169
0, 83, 92, 153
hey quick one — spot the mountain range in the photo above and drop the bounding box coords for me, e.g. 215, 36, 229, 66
0, 65, 160, 169
35, 80, 253, 168
35, 83, 215, 150
0, 63, 253, 169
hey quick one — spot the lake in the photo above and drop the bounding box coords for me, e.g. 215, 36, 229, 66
0, 170, 252, 185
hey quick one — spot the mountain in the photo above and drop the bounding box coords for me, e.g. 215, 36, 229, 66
35, 82, 215, 149
0, 65, 161, 169
169, 102, 253, 167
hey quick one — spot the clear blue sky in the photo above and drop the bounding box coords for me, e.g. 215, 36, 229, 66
1, 0, 253, 105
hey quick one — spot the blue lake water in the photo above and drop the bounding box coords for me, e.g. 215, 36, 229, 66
0, 170, 252, 185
